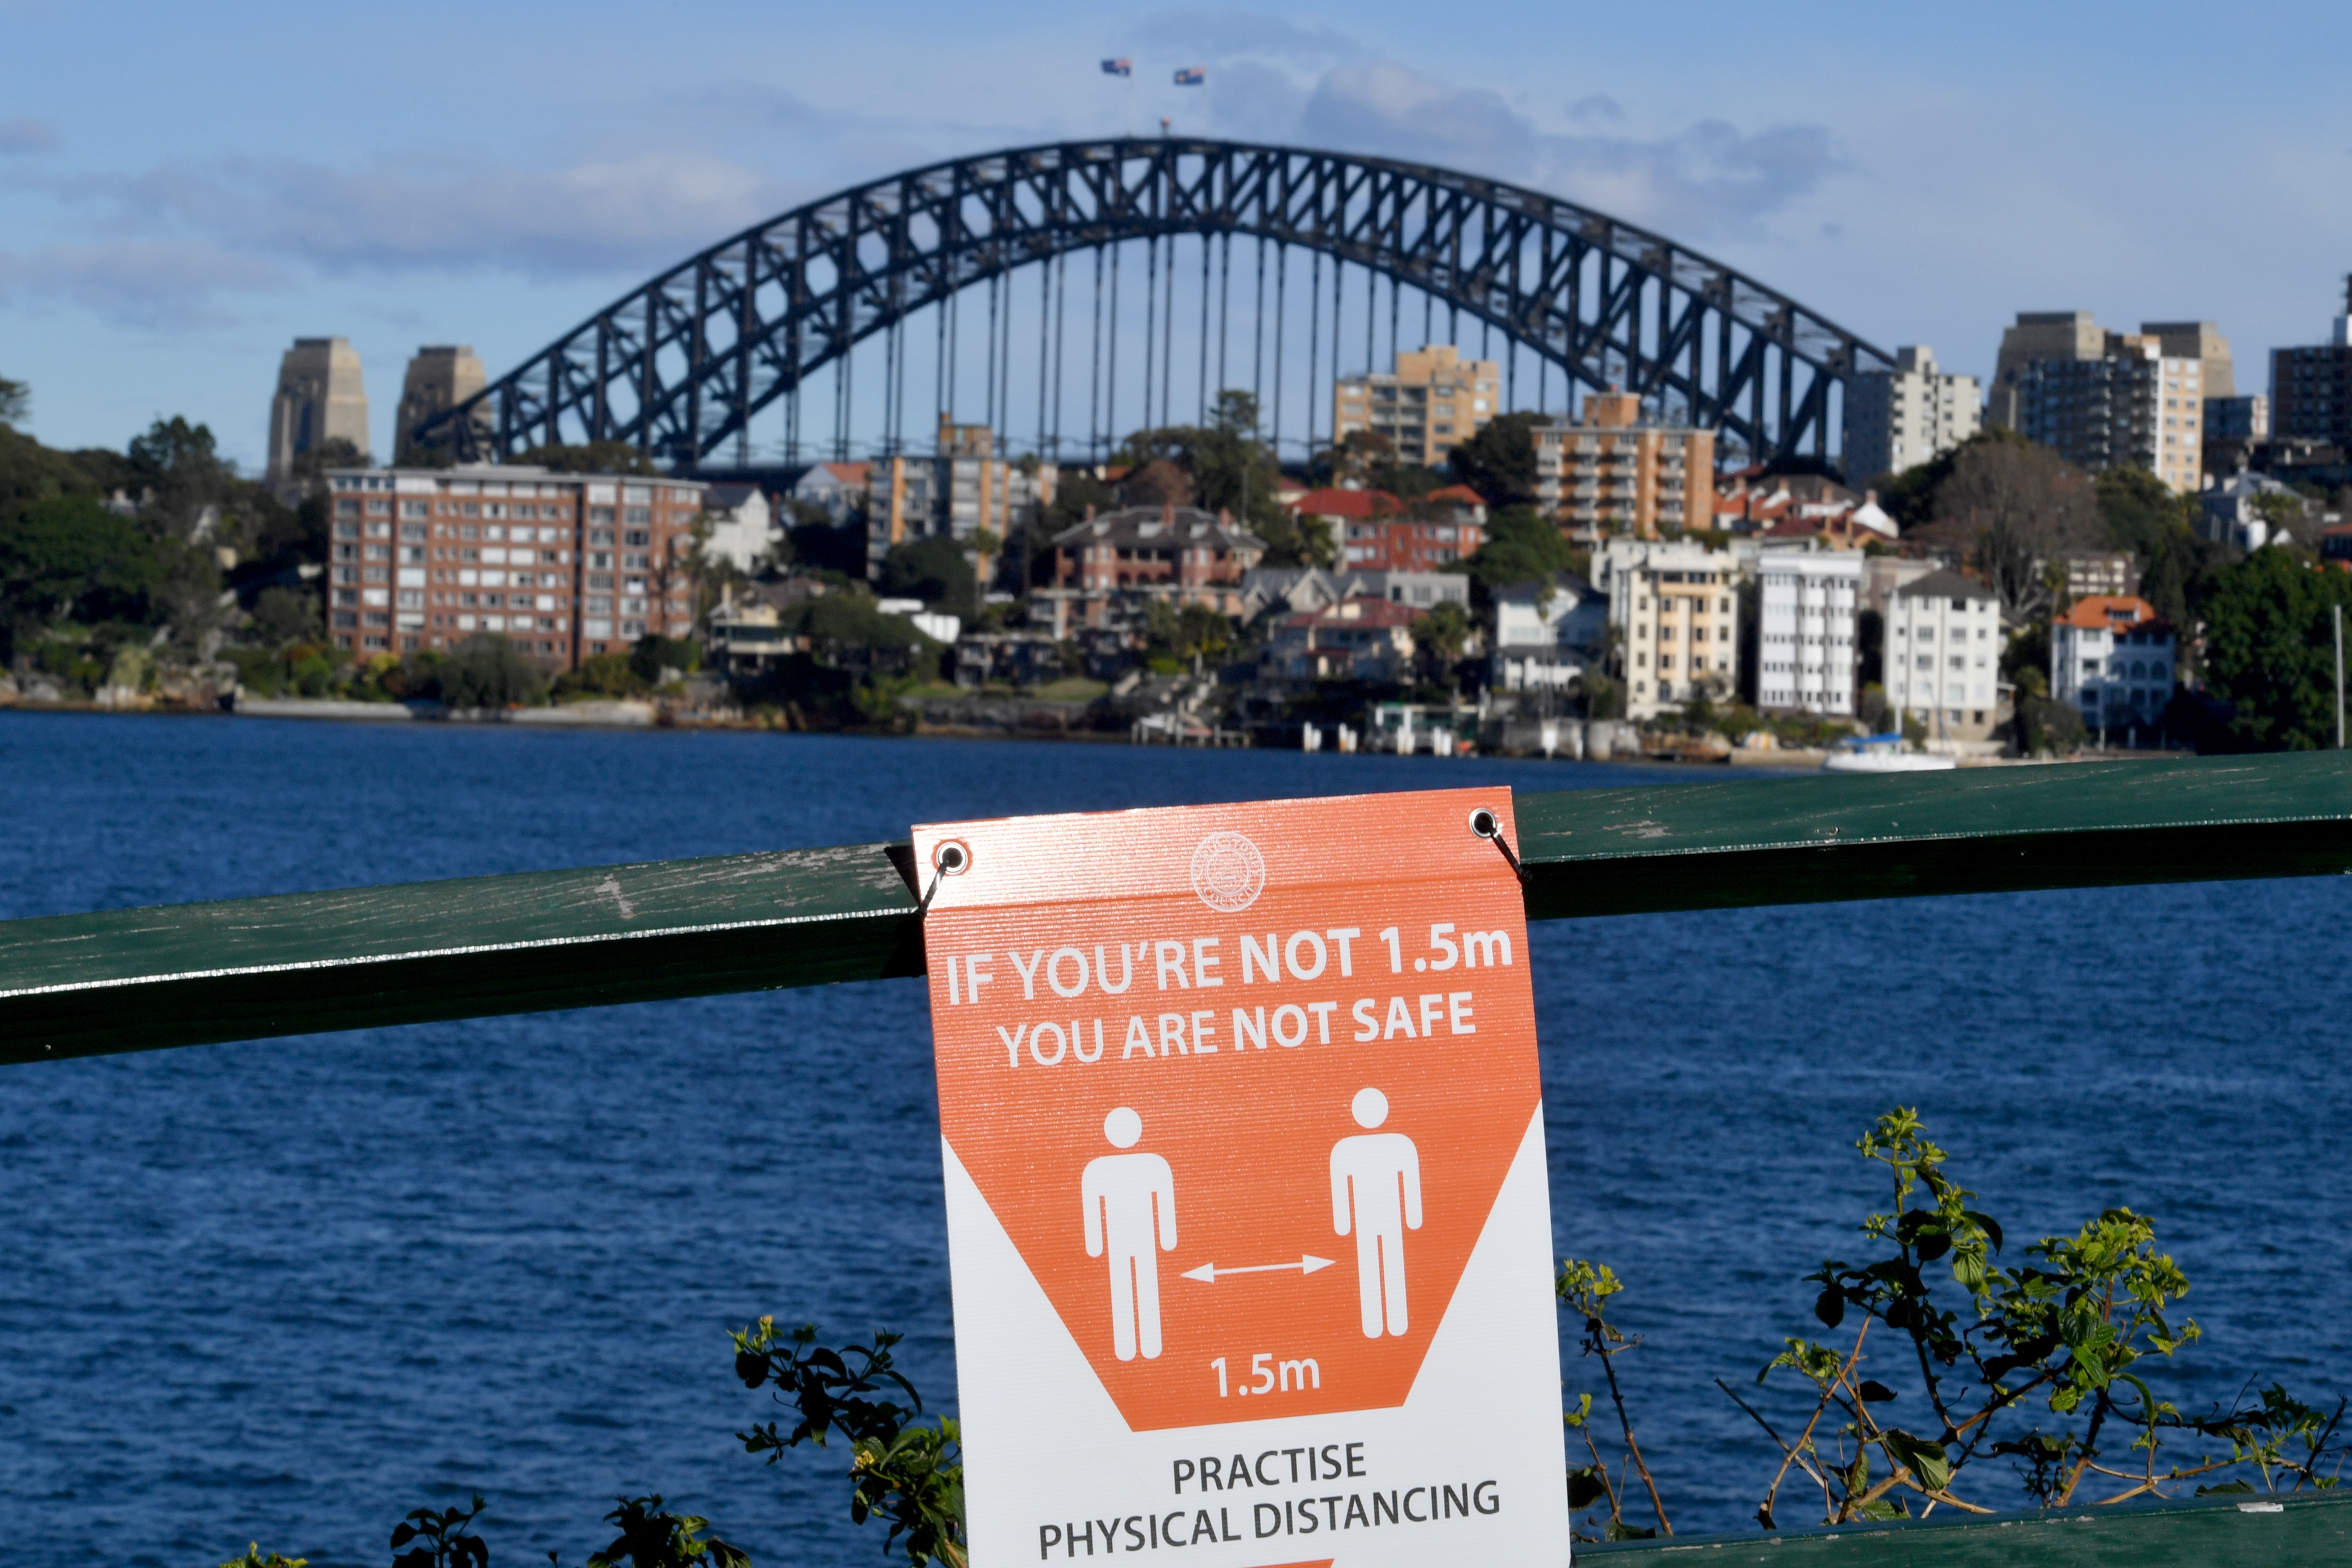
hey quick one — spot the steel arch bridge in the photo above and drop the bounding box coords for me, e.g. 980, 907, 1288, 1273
412, 137, 1893, 469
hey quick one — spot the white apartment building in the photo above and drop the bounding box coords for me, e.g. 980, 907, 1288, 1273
1601, 539, 1740, 718
1885, 570, 2002, 740
1843, 345, 1981, 482
2053, 595, 2176, 733
1754, 549, 1862, 718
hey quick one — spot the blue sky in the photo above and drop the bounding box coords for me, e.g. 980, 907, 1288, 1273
3, 0, 2349, 470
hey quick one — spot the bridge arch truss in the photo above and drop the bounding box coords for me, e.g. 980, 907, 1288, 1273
415, 138, 1893, 470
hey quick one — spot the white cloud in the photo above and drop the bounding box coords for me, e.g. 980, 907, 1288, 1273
0, 116, 58, 155
0, 240, 282, 326
97, 150, 783, 280
1291, 60, 1841, 243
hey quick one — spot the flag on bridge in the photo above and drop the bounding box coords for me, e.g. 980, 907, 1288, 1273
1101, 58, 1132, 76
1174, 66, 1205, 85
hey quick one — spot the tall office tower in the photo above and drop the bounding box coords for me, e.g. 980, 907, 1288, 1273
1843, 345, 1982, 481
1331, 344, 1502, 469
2270, 278, 2352, 446
395, 345, 488, 458
266, 337, 370, 487
1987, 312, 2107, 429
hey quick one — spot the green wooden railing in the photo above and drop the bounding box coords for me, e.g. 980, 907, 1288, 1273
5, 750, 2350, 1559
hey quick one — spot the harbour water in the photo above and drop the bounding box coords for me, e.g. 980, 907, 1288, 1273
1, 710, 2345, 1563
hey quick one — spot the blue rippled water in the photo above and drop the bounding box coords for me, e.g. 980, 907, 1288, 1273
0, 710, 2345, 1564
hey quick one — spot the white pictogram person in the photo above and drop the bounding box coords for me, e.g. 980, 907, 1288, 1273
1082, 1106, 1178, 1361
1331, 1087, 1422, 1338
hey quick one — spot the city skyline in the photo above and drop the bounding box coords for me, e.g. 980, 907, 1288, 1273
3, 0, 2349, 470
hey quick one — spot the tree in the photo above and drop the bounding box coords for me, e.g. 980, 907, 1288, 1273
1411, 600, 1474, 686
1452, 504, 1573, 600
1447, 411, 1550, 506
0, 375, 27, 427
2198, 547, 2352, 750
0, 494, 165, 630
880, 536, 978, 619
1929, 440, 2098, 621
435, 634, 550, 709
250, 585, 321, 644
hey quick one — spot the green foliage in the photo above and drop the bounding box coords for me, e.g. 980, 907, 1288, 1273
879, 537, 978, 618
218, 1546, 306, 1568
1871, 427, 2037, 532
1737, 1109, 2345, 1526
583, 1496, 750, 1568
556, 651, 650, 700
2198, 548, 2352, 750
0, 375, 27, 426
1558, 1259, 1670, 1541
0, 494, 167, 632
390, 1494, 489, 1568
2016, 694, 2085, 756
515, 441, 661, 477
435, 635, 550, 709
731, 1318, 967, 1568
1411, 600, 1473, 665
630, 634, 702, 683
251, 585, 322, 644
1447, 411, 1549, 506
1142, 601, 1234, 666
1452, 504, 1573, 600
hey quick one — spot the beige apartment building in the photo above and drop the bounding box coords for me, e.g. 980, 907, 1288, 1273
1332, 345, 1500, 467
1600, 538, 1741, 718
1533, 390, 1716, 539
325, 465, 705, 666
869, 416, 1054, 577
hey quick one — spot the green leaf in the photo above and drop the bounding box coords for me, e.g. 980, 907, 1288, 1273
1883, 1429, 1953, 1493
1568, 1467, 1611, 1510
2196, 1480, 2255, 1496
1858, 1381, 1898, 1403
1815, 1288, 1846, 1329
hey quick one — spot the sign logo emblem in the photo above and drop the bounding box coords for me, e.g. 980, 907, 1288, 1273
1189, 831, 1265, 912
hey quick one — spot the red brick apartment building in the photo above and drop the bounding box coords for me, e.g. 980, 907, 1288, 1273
1291, 485, 1487, 572
1038, 503, 1265, 636
326, 466, 706, 667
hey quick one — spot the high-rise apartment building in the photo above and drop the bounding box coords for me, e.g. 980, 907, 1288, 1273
2204, 395, 2269, 441
1532, 390, 1716, 539
1753, 549, 1862, 718
2270, 279, 2352, 447
1842, 345, 1980, 481
2016, 337, 2205, 494
1600, 538, 1740, 718
1987, 312, 2107, 430
1987, 313, 2233, 432
1331, 345, 1500, 468
869, 418, 1048, 576
324, 465, 706, 666
395, 346, 488, 459
267, 337, 370, 487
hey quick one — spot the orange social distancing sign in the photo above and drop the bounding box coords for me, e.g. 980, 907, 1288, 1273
913, 788, 1569, 1566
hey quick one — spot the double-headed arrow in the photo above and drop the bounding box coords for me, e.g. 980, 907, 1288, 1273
1181, 1254, 1334, 1284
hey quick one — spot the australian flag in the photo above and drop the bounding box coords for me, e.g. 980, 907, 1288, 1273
1174, 66, 1205, 85
1101, 58, 1132, 76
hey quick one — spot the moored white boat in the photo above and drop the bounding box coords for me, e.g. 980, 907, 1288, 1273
1821, 734, 1958, 773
